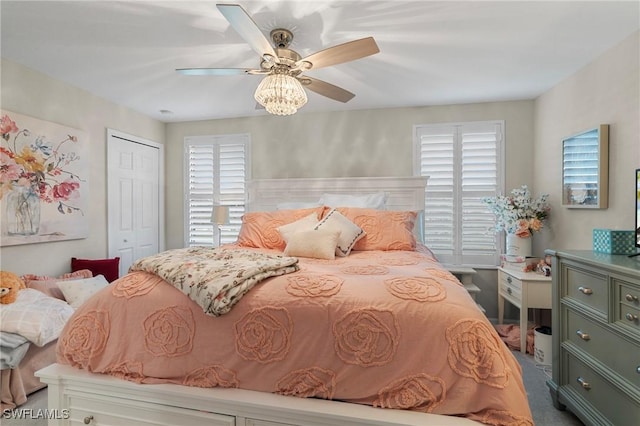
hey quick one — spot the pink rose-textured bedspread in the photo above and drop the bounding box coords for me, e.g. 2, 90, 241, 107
56, 245, 533, 426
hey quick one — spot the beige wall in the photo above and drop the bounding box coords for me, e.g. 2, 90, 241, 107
166, 101, 535, 319
2, 30, 636, 318
533, 31, 640, 254
0, 59, 165, 276
166, 100, 535, 249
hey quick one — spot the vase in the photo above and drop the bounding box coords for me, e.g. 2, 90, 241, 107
506, 233, 532, 257
6, 186, 41, 236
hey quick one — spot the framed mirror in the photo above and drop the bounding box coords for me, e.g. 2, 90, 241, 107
562, 124, 609, 209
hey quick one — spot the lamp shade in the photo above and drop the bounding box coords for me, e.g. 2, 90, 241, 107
254, 73, 308, 116
211, 205, 229, 225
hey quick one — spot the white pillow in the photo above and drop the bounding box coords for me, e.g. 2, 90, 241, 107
284, 229, 341, 260
276, 201, 322, 210
0, 288, 75, 346
57, 275, 109, 309
277, 213, 320, 243
318, 192, 388, 209
314, 208, 366, 257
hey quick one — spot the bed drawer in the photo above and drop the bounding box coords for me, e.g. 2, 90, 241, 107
565, 307, 640, 387
67, 391, 235, 426
564, 353, 640, 426
247, 420, 296, 426
563, 264, 608, 316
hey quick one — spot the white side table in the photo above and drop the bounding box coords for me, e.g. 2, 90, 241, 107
497, 267, 552, 353
443, 265, 484, 312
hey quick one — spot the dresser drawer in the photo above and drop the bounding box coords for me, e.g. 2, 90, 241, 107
617, 304, 640, 334
619, 281, 640, 308
499, 271, 521, 301
563, 264, 608, 316
565, 353, 640, 426
565, 307, 640, 388
67, 391, 236, 426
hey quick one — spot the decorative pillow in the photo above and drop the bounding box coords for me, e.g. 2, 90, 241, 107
71, 257, 120, 282
336, 208, 417, 251
0, 288, 75, 346
23, 269, 94, 301
57, 275, 110, 309
283, 229, 341, 260
314, 208, 365, 257
276, 201, 322, 210
237, 207, 325, 250
277, 213, 320, 243
318, 192, 388, 209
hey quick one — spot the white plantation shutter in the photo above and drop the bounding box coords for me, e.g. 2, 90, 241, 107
414, 121, 504, 267
185, 134, 251, 247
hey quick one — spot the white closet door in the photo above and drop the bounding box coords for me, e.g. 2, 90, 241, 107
107, 129, 163, 278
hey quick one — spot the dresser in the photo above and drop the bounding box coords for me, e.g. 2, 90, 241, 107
497, 267, 552, 353
546, 250, 640, 426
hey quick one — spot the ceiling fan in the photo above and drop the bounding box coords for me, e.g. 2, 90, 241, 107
176, 3, 380, 115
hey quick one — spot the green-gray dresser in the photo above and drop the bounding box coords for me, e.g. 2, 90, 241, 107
546, 249, 640, 426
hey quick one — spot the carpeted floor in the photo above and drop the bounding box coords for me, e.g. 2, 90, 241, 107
511, 350, 584, 425
4, 352, 583, 426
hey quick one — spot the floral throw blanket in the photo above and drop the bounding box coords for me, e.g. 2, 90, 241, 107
130, 247, 299, 316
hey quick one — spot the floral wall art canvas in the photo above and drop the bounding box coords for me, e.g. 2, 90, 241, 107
1, 110, 88, 246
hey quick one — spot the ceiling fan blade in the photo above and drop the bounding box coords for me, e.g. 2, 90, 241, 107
176, 68, 265, 76
297, 37, 379, 70
302, 76, 355, 103
216, 4, 277, 59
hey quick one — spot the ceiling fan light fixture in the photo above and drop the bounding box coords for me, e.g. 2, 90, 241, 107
254, 74, 308, 116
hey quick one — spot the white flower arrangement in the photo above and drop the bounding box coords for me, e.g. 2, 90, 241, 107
482, 185, 550, 237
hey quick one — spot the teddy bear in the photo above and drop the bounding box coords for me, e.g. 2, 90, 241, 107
0, 271, 26, 304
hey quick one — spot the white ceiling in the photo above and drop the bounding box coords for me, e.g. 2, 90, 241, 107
2, 1, 638, 123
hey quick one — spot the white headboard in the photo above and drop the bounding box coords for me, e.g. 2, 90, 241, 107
247, 176, 427, 212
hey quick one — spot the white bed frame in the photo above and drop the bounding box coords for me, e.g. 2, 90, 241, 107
36, 176, 482, 426
247, 176, 427, 212
248, 176, 427, 241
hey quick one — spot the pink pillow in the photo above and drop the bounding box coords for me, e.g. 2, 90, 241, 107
237, 207, 326, 250
336, 208, 417, 251
23, 269, 94, 301
71, 257, 120, 283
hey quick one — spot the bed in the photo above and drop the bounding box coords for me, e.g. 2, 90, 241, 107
1, 270, 93, 411
37, 177, 533, 426
1, 340, 57, 410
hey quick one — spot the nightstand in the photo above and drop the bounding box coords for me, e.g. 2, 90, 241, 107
444, 265, 485, 313
498, 267, 552, 352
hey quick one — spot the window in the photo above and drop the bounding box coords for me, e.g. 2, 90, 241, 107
184, 134, 251, 247
414, 121, 504, 267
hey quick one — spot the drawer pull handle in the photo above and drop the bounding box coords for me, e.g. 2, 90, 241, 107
625, 294, 639, 302
507, 276, 512, 284
576, 330, 590, 341
576, 377, 591, 390
507, 287, 512, 295
636, 366, 640, 375
578, 286, 593, 295
625, 313, 638, 322
84, 416, 94, 425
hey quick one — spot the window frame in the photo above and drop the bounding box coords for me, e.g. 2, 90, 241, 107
413, 120, 505, 267
183, 133, 251, 247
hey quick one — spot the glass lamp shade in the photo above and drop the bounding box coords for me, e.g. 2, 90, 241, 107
211, 205, 229, 225
254, 74, 308, 116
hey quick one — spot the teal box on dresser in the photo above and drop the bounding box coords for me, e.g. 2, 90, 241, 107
592, 228, 636, 254
546, 249, 640, 426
